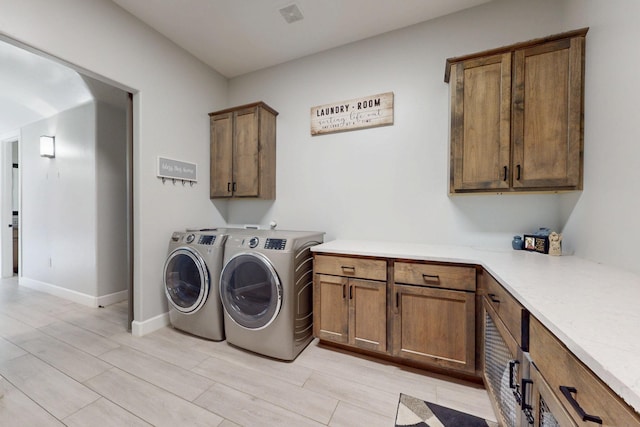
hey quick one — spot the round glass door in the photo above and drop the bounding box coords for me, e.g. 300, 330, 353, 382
219, 252, 282, 330
163, 247, 209, 313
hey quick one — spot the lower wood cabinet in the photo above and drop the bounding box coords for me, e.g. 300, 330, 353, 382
392, 284, 475, 373
313, 254, 477, 376
313, 274, 387, 353
529, 317, 640, 427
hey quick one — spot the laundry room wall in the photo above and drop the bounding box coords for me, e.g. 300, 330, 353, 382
227, 0, 569, 250
0, 0, 229, 330
229, 0, 640, 277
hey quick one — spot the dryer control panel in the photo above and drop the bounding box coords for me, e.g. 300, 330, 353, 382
264, 238, 287, 250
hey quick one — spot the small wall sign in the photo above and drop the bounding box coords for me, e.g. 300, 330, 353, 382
157, 157, 197, 183
310, 92, 394, 136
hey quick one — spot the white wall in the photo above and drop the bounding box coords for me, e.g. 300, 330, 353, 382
96, 100, 128, 297
227, 0, 571, 249
21, 102, 98, 295
559, 0, 640, 274
0, 0, 229, 326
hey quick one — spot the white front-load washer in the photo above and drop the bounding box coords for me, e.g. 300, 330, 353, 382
163, 229, 229, 340
219, 229, 324, 360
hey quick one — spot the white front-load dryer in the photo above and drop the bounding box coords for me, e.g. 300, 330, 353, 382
219, 230, 324, 360
163, 229, 228, 340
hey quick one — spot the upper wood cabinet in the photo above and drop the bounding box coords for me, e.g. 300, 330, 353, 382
446, 28, 588, 194
209, 102, 277, 199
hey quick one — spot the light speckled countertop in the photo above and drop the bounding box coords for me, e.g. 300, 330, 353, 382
311, 240, 640, 414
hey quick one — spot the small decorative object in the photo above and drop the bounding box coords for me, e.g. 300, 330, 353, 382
512, 236, 524, 250
548, 232, 562, 256
523, 233, 549, 254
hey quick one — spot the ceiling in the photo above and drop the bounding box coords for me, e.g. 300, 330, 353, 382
111, 0, 493, 78
0, 0, 492, 136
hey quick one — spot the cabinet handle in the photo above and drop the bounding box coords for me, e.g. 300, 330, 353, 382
516, 164, 521, 181
341, 266, 356, 273
560, 386, 603, 424
521, 378, 534, 425
488, 293, 500, 303
342, 284, 346, 299
349, 285, 353, 299
232, 182, 237, 192
422, 273, 439, 282
503, 166, 508, 181
227, 182, 231, 192
395, 292, 400, 311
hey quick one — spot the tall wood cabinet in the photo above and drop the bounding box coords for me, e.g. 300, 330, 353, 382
446, 28, 587, 193
209, 102, 277, 199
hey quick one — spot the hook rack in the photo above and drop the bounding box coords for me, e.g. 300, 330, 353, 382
160, 176, 196, 187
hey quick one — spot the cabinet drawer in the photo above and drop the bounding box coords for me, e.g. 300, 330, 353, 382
530, 317, 640, 427
480, 272, 525, 348
314, 254, 387, 281
394, 262, 475, 292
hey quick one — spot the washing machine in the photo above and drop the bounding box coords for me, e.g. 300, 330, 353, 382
219, 229, 324, 360
163, 229, 230, 340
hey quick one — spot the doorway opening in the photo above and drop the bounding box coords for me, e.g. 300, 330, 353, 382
0, 37, 135, 330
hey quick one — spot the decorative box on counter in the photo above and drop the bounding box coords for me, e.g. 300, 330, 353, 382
523, 228, 551, 254
523, 234, 549, 254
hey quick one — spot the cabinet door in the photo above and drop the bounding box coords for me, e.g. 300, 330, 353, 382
512, 37, 584, 189
393, 284, 475, 373
210, 112, 234, 198
233, 107, 260, 197
313, 274, 348, 344
450, 53, 511, 192
349, 278, 387, 353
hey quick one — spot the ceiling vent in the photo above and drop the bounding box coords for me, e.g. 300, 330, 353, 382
279, 4, 304, 24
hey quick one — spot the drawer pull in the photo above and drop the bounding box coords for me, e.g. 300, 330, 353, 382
341, 266, 356, 273
560, 386, 603, 424
422, 273, 439, 282
488, 293, 500, 303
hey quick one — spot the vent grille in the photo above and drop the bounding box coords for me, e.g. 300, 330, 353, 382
485, 312, 518, 427
539, 397, 561, 427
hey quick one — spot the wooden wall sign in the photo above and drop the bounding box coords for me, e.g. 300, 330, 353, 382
310, 92, 394, 135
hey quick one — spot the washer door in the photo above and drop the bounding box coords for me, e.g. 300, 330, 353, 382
219, 252, 282, 330
163, 247, 209, 314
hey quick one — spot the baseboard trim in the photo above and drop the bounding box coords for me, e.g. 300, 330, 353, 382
131, 312, 170, 337
97, 290, 128, 307
18, 277, 127, 308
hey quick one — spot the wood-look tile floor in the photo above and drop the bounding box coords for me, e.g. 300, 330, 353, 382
0, 277, 497, 426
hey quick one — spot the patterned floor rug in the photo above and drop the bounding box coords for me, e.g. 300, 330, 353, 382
395, 393, 498, 427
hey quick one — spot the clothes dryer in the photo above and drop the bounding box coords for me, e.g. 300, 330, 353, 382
163, 229, 228, 340
219, 230, 324, 360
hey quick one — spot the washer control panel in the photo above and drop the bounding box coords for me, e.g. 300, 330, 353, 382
264, 238, 287, 250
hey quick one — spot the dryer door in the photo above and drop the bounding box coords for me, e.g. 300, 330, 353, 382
163, 247, 209, 314
219, 252, 282, 330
